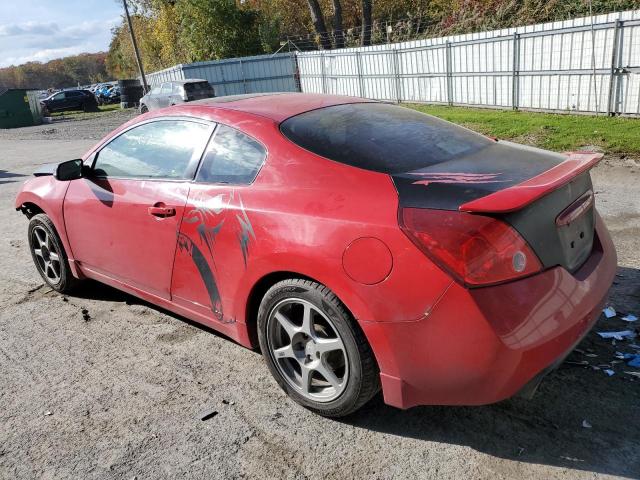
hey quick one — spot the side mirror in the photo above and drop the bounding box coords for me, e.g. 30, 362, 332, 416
55, 159, 83, 181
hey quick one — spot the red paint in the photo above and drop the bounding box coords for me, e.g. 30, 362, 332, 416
342, 237, 393, 285
364, 213, 616, 408
15, 94, 616, 409
459, 152, 603, 213
63, 178, 190, 299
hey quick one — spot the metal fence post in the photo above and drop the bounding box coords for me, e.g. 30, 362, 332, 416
239, 59, 247, 94
290, 52, 302, 92
393, 49, 402, 103
320, 53, 327, 94
356, 52, 365, 97
445, 41, 453, 106
615, 21, 625, 114
607, 19, 622, 116
512, 33, 520, 110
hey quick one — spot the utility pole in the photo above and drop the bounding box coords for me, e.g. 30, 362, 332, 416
122, 0, 149, 92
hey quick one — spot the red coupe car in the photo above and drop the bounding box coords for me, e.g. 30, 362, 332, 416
15, 93, 616, 417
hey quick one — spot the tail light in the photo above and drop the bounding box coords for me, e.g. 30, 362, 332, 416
400, 208, 542, 287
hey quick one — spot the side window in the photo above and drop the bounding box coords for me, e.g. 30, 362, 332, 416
93, 120, 211, 179
196, 125, 266, 184
150, 86, 161, 95
160, 83, 172, 94
53, 92, 65, 100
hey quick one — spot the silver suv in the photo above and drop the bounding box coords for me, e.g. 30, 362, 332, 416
139, 79, 215, 112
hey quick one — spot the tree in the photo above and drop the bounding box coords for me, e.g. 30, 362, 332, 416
305, 0, 332, 49
361, 0, 372, 46
332, 0, 345, 48
0, 53, 108, 89
178, 0, 264, 61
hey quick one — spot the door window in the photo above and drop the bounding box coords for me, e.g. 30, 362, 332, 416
196, 125, 266, 184
93, 120, 211, 179
160, 83, 172, 95
150, 86, 161, 95
52, 92, 65, 100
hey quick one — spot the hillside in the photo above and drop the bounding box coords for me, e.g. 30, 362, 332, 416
0, 52, 109, 90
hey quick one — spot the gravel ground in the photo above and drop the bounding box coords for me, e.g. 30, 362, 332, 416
0, 109, 136, 142
1, 110, 639, 479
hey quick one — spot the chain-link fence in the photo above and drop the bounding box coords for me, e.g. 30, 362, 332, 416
297, 10, 640, 115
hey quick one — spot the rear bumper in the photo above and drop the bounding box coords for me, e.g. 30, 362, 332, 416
362, 212, 617, 409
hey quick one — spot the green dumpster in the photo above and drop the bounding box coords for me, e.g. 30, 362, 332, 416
0, 88, 41, 128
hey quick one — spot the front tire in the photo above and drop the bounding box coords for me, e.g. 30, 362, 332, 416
28, 214, 80, 293
257, 279, 380, 417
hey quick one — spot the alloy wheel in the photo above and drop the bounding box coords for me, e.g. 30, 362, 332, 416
267, 298, 349, 402
31, 225, 61, 284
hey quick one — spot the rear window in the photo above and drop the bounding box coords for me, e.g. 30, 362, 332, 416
185, 82, 213, 93
280, 103, 492, 174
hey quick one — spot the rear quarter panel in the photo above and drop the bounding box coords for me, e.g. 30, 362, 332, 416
169, 107, 453, 332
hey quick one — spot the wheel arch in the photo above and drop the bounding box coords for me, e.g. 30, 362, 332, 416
243, 270, 368, 351
16, 189, 83, 279
17, 201, 45, 219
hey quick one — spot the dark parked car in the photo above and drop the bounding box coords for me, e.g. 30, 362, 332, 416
40, 89, 98, 115
139, 79, 214, 112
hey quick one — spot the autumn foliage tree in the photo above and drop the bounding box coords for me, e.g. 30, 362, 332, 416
105, 0, 640, 76
0, 53, 109, 89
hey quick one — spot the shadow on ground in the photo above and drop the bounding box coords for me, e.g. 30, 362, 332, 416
72, 280, 238, 345
67, 267, 640, 478
0, 170, 26, 185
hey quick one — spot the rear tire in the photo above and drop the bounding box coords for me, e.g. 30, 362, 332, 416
28, 214, 80, 294
257, 278, 380, 417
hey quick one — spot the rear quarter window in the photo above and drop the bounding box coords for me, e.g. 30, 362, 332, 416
280, 103, 493, 174
196, 125, 266, 184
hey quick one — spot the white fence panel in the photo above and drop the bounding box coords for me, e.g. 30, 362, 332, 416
297, 9, 640, 116
147, 53, 299, 96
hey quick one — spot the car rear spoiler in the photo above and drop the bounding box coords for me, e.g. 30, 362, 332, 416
459, 152, 603, 214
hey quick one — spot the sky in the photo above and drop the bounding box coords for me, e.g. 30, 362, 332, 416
0, 0, 123, 68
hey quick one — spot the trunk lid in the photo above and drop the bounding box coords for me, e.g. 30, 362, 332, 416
392, 144, 602, 274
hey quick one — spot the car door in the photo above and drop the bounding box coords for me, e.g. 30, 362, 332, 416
48, 92, 66, 111
142, 86, 159, 110
171, 124, 267, 322
170, 83, 183, 105
66, 91, 82, 109
64, 118, 214, 299
156, 83, 172, 108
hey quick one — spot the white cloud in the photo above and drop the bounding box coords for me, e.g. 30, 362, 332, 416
0, 17, 120, 68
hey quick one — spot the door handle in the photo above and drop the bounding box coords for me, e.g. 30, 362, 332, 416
148, 204, 176, 217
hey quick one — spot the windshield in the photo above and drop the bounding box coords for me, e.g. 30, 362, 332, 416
280, 102, 493, 174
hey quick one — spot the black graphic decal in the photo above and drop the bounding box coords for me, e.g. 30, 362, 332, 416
235, 196, 256, 268
178, 191, 256, 322
177, 233, 223, 320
